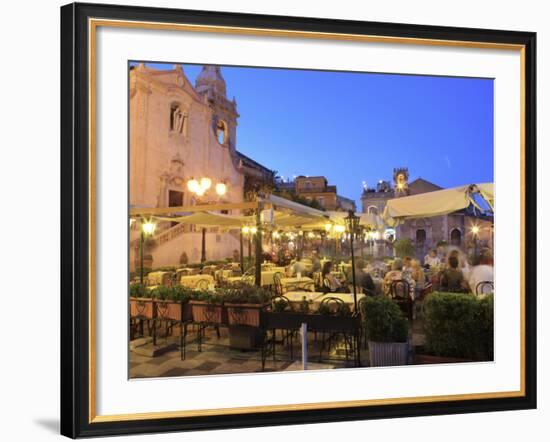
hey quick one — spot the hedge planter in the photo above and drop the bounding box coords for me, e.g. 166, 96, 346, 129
368, 341, 409, 367
129, 297, 155, 319
189, 300, 226, 324
225, 303, 269, 327
155, 300, 192, 322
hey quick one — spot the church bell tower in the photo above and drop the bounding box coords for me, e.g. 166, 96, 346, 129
195, 65, 239, 151
393, 167, 409, 196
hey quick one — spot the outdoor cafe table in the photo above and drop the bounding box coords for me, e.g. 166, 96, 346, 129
146, 271, 172, 287
226, 270, 285, 287
179, 274, 215, 290
284, 291, 366, 312
214, 269, 234, 280
280, 276, 315, 292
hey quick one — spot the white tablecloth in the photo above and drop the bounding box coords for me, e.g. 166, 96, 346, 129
179, 274, 215, 289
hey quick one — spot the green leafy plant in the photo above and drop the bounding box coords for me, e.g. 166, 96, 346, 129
149, 285, 193, 303
360, 296, 409, 343
221, 283, 271, 305
393, 238, 415, 258
191, 289, 224, 305
129, 283, 151, 298
423, 292, 494, 360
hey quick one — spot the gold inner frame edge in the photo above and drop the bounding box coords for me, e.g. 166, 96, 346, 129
87, 17, 527, 423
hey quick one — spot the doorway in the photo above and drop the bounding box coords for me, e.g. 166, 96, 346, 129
168, 190, 184, 227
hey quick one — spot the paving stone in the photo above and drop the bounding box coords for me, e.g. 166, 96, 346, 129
160, 367, 191, 377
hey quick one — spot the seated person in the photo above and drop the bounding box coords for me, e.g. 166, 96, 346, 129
424, 249, 441, 269
440, 255, 467, 292
288, 259, 307, 277
311, 253, 321, 273
349, 258, 376, 294
468, 250, 494, 295
383, 258, 404, 296
321, 261, 346, 293
402, 256, 413, 273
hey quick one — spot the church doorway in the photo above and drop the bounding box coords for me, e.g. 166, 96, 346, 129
168, 190, 184, 227
450, 228, 462, 246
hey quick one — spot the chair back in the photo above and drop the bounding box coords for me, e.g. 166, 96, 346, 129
319, 296, 348, 316
195, 278, 210, 290
273, 272, 284, 296
390, 280, 411, 300
476, 281, 494, 295
270, 295, 291, 312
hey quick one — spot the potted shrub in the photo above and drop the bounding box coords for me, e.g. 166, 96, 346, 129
152, 285, 193, 322
361, 296, 409, 367
416, 292, 494, 363
129, 283, 154, 319
223, 283, 271, 327
223, 283, 271, 350
189, 290, 226, 324
393, 238, 415, 259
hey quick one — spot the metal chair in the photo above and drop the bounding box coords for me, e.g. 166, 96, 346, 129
316, 297, 354, 362
195, 278, 210, 290
476, 281, 494, 295
390, 280, 413, 321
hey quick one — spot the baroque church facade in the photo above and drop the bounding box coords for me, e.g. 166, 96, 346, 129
129, 64, 272, 269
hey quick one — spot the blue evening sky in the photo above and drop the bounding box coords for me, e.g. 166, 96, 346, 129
132, 62, 494, 206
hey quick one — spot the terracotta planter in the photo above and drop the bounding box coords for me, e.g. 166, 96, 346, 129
189, 300, 226, 324
413, 353, 473, 365
155, 300, 192, 322
129, 297, 155, 319
368, 341, 409, 367
225, 303, 269, 327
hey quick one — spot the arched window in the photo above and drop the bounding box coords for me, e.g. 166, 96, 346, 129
450, 228, 462, 246
367, 205, 379, 215
416, 229, 426, 245
170, 103, 186, 133
216, 120, 227, 144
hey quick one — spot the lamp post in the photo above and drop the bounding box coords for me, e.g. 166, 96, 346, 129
186, 177, 227, 265
344, 210, 360, 313
471, 225, 480, 257
139, 219, 157, 286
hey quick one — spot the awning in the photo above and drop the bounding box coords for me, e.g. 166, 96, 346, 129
155, 211, 252, 229
382, 183, 494, 226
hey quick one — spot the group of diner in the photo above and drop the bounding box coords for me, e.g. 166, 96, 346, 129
139, 241, 494, 317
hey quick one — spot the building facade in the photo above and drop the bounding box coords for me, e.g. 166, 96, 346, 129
291, 176, 356, 211
361, 168, 493, 259
129, 64, 267, 268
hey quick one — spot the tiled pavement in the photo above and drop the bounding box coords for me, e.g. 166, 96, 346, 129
130, 326, 369, 379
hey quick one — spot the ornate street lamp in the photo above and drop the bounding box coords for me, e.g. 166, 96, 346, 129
186, 177, 228, 264
139, 219, 157, 286
344, 210, 360, 313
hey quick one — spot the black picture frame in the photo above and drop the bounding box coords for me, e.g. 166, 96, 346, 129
60, 2, 537, 438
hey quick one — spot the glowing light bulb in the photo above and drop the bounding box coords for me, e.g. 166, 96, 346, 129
200, 177, 212, 190
215, 182, 227, 196
250, 226, 258, 234
141, 220, 156, 236
187, 179, 199, 193
471, 225, 480, 235
242, 226, 250, 234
